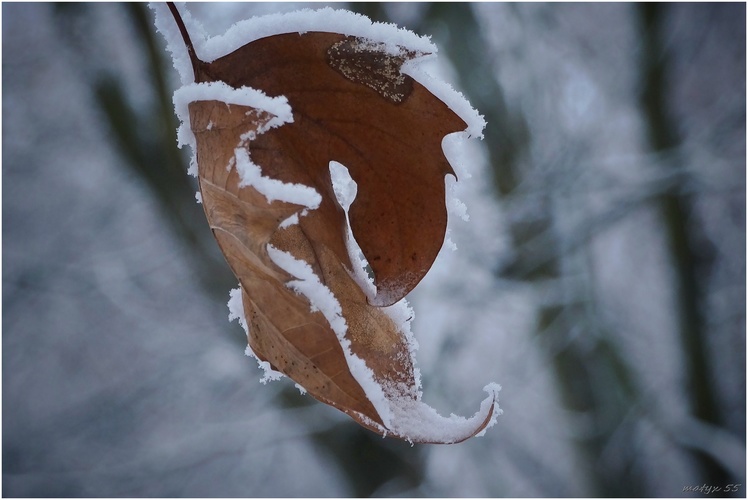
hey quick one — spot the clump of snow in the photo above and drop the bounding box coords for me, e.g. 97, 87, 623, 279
329, 161, 358, 212
279, 213, 300, 229
441, 134, 478, 251
445, 175, 469, 222
251, 352, 285, 384
266, 245, 347, 335
386, 383, 501, 443
294, 383, 307, 395
227, 287, 248, 333
444, 234, 458, 252
382, 300, 422, 393
234, 149, 321, 208
441, 133, 476, 177
328, 161, 377, 301
475, 383, 503, 437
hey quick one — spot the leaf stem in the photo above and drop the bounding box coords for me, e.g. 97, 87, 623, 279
167, 2, 202, 81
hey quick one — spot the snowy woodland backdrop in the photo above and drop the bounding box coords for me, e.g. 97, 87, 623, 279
3, 2, 745, 497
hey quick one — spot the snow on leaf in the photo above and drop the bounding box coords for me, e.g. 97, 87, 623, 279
155, 2, 500, 443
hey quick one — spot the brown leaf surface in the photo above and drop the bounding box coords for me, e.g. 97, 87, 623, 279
191, 97, 498, 442
175, 21, 500, 442
194, 32, 465, 306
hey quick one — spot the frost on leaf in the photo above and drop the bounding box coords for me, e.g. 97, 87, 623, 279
155, 3, 501, 443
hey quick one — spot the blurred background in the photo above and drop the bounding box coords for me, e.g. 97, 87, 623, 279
3, 2, 745, 497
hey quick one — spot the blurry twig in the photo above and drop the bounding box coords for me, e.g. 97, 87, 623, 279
637, 3, 736, 488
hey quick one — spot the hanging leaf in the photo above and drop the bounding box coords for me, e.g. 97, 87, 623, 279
157, 3, 501, 443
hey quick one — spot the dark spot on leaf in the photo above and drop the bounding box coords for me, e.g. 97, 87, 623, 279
327, 36, 415, 103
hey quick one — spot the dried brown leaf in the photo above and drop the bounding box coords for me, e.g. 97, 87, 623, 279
165, 5, 501, 443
